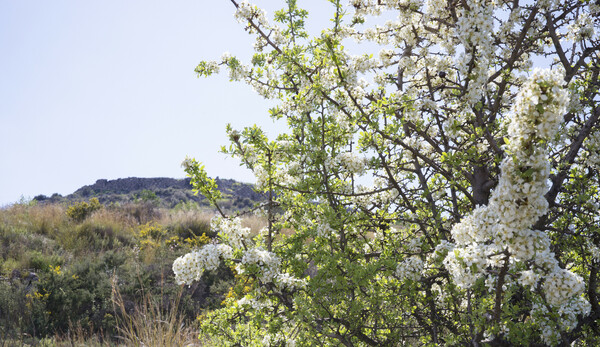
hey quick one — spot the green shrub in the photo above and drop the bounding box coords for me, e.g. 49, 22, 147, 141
66, 198, 102, 222
35, 255, 118, 336
173, 200, 202, 211
73, 223, 120, 252
134, 189, 160, 205
0, 258, 19, 275
27, 250, 63, 273
0, 279, 46, 342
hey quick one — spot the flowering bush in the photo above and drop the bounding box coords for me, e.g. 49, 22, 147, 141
66, 198, 102, 222
178, 0, 600, 345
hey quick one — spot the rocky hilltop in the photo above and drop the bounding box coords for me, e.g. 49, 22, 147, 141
34, 177, 263, 209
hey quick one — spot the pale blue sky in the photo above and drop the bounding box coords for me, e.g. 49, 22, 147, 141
0, 1, 332, 206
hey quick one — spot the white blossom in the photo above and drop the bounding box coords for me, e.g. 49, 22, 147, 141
443, 69, 590, 320
211, 216, 251, 249
172, 243, 233, 285
240, 247, 281, 283
396, 256, 424, 281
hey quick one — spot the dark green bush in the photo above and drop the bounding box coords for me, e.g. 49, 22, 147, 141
36, 258, 113, 335
27, 250, 63, 273
33, 250, 128, 336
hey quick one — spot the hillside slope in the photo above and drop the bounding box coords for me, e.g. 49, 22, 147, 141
33, 177, 263, 209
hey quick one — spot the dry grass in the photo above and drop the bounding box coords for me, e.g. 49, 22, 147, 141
111, 277, 204, 347
0, 203, 67, 237
241, 214, 269, 235
160, 209, 214, 230
1, 326, 113, 347
160, 209, 270, 235
46, 323, 113, 347
87, 208, 138, 230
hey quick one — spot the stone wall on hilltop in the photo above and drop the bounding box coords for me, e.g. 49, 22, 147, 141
35, 177, 263, 210
75, 177, 193, 196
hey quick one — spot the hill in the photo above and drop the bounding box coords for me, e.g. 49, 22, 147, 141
32, 177, 263, 210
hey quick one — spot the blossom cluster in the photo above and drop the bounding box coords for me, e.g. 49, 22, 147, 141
443, 69, 590, 332
350, 179, 399, 209
531, 295, 592, 345
582, 130, 600, 169
454, 0, 495, 106
233, 0, 268, 28
254, 165, 299, 191
274, 272, 306, 291
566, 13, 597, 42
181, 156, 193, 171
589, 240, 600, 262
239, 247, 281, 283
543, 268, 586, 307
455, 0, 494, 59
395, 256, 423, 281
316, 222, 334, 238
173, 243, 233, 285
330, 152, 368, 175
211, 216, 251, 249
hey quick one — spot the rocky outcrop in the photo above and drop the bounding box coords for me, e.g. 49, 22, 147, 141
74, 177, 192, 196
35, 177, 264, 209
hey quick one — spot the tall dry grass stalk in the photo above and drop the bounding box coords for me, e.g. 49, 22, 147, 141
48, 322, 111, 347
110, 277, 204, 347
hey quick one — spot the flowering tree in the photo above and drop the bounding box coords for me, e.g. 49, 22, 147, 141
176, 0, 600, 345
